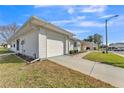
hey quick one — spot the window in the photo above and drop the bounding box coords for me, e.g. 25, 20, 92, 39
21, 40, 25, 45
74, 42, 77, 47
16, 39, 20, 51
13, 44, 15, 48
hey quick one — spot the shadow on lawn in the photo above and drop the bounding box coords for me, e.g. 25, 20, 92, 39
100, 62, 124, 68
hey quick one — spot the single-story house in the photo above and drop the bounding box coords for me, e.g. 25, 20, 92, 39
8, 16, 81, 60
69, 37, 81, 52
109, 43, 124, 50
81, 41, 98, 50
0, 43, 10, 48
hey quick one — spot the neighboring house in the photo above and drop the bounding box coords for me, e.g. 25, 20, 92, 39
69, 37, 81, 52
109, 43, 124, 50
81, 41, 98, 51
8, 16, 81, 59
0, 44, 2, 48
0, 43, 10, 48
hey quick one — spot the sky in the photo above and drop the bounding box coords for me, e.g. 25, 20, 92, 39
0, 5, 124, 44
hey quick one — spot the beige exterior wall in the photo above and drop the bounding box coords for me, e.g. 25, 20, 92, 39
81, 41, 98, 50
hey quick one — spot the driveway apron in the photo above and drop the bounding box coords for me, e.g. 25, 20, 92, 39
48, 53, 124, 87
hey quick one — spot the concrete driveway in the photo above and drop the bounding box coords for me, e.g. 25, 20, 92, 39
48, 52, 124, 88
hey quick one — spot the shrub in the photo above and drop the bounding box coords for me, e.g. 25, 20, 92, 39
74, 50, 78, 53
69, 50, 74, 54
102, 51, 105, 54
69, 50, 79, 54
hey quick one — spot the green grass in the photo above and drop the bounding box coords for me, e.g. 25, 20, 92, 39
83, 52, 124, 68
0, 54, 113, 88
0, 47, 13, 54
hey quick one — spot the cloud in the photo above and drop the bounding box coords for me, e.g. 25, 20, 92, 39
111, 15, 124, 26
67, 7, 75, 14
71, 30, 90, 34
76, 16, 86, 20
51, 15, 86, 26
52, 18, 104, 27
102, 15, 123, 27
52, 18, 104, 28
100, 14, 115, 19
34, 5, 52, 8
81, 5, 107, 13
18, 23, 23, 26
66, 5, 107, 14
51, 19, 75, 25
77, 21, 104, 27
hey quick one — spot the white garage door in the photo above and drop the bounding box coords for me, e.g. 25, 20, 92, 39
47, 38, 64, 57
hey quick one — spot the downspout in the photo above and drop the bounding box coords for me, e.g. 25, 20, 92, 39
46, 30, 47, 59
68, 36, 70, 54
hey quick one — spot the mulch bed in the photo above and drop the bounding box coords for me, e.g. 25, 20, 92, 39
16, 53, 35, 62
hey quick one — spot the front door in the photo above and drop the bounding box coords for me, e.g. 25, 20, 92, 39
16, 39, 20, 51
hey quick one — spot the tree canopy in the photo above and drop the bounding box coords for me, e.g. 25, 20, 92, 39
0, 23, 18, 43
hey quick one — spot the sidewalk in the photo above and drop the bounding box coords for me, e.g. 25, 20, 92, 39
0, 53, 15, 57
111, 51, 124, 57
49, 52, 124, 87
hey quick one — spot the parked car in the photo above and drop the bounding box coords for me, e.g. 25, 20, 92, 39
113, 49, 124, 51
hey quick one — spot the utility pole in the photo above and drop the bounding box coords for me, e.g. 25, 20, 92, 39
105, 20, 108, 53
105, 15, 119, 54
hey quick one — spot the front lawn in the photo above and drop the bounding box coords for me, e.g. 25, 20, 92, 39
0, 47, 13, 54
0, 54, 113, 88
83, 52, 124, 68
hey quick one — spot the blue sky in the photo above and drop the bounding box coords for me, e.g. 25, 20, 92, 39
0, 5, 124, 44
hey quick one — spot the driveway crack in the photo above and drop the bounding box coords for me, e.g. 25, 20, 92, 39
89, 62, 97, 76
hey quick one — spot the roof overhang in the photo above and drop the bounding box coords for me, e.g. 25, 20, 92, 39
31, 16, 75, 37
8, 16, 75, 43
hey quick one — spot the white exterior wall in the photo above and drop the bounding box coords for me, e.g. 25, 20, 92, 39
69, 39, 74, 50
69, 39, 81, 52
38, 28, 47, 59
20, 30, 38, 58
65, 37, 69, 54
47, 29, 65, 57
76, 41, 81, 51
10, 30, 39, 58
38, 28, 69, 59
10, 40, 16, 52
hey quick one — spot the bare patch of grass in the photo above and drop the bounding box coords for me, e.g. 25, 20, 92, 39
0, 54, 113, 88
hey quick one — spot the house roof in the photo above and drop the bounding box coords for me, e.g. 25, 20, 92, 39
8, 16, 75, 42
109, 43, 124, 47
31, 16, 74, 36
81, 41, 97, 47
70, 37, 81, 42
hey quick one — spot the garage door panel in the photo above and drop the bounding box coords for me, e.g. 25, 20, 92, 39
47, 39, 64, 57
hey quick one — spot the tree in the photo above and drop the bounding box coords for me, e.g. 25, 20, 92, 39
84, 35, 94, 42
0, 23, 18, 43
88, 35, 94, 42
93, 33, 103, 49
83, 33, 103, 50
